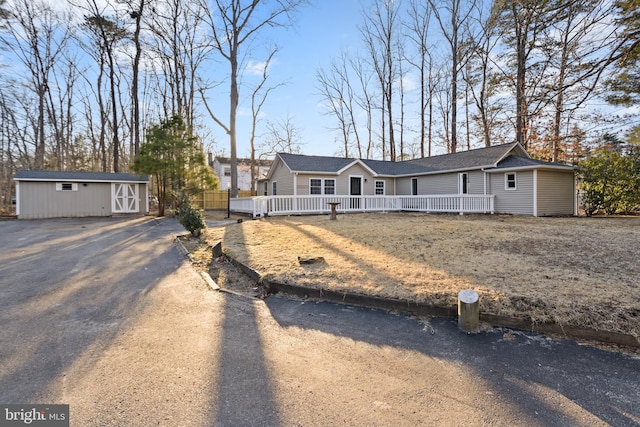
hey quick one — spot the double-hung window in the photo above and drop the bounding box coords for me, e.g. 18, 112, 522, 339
324, 179, 336, 195
505, 173, 517, 190
309, 178, 336, 195
310, 179, 322, 194
375, 180, 385, 195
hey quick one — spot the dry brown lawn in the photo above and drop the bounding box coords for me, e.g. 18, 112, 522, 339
198, 212, 640, 338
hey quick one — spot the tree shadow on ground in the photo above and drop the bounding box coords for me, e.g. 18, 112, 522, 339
264, 295, 640, 426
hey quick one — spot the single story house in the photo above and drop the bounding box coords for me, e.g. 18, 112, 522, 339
256, 142, 576, 217
13, 170, 149, 219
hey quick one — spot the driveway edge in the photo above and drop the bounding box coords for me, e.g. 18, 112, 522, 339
177, 237, 639, 350
229, 252, 639, 350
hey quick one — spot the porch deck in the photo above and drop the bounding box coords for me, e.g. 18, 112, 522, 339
230, 195, 495, 218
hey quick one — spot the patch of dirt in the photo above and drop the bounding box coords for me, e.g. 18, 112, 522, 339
178, 234, 259, 297
191, 213, 640, 339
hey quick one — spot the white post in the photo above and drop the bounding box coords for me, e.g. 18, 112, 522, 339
458, 289, 480, 332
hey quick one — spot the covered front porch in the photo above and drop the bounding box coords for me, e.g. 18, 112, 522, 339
230, 194, 495, 218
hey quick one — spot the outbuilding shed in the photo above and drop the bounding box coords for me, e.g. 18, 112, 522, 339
13, 170, 149, 219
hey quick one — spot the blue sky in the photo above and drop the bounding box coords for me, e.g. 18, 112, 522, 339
216, 0, 366, 159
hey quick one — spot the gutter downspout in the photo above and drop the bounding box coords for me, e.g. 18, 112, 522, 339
482, 168, 486, 195
293, 173, 298, 212
533, 169, 538, 217
574, 172, 578, 216
15, 180, 20, 218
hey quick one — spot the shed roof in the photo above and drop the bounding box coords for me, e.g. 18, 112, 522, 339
14, 170, 148, 182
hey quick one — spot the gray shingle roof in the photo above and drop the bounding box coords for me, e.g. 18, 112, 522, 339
361, 158, 431, 175
406, 142, 520, 172
275, 143, 571, 177
493, 156, 574, 170
278, 153, 358, 173
14, 170, 148, 182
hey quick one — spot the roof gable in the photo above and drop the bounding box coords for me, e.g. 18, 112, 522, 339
14, 170, 148, 182
278, 152, 355, 173
489, 155, 575, 171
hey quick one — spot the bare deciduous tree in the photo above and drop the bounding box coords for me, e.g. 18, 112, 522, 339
404, 0, 432, 158
360, 0, 401, 161
200, 0, 307, 197
0, 0, 71, 169
428, 0, 478, 153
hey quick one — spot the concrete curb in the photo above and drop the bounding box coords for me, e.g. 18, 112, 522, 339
229, 251, 639, 350
174, 236, 219, 292
176, 236, 639, 350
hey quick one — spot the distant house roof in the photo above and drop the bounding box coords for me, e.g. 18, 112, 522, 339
214, 156, 273, 167
271, 143, 572, 179
14, 170, 148, 182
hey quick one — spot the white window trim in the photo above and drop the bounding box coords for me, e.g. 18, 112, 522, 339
309, 178, 322, 195
375, 180, 385, 195
308, 178, 336, 195
323, 178, 336, 195
272, 181, 277, 196
56, 182, 78, 192
411, 178, 418, 195
505, 172, 517, 191
458, 173, 469, 194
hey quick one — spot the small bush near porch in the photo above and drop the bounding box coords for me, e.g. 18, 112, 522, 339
203, 213, 639, 340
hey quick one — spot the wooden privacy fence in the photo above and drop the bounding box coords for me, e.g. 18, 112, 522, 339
192, 190, 253, 210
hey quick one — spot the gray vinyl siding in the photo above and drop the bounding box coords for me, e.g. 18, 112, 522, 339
371, 178, 395, 195
536, 170, 575, 216
294, 164, 381, 195
418, 173, 458, 194
490, 170, 534, 215
17, 181, 113, 219
396, 170, 485, 195
464, 170, 485, 194
267, 158, 294, 195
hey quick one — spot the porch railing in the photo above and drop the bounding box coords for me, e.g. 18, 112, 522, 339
230, 194, 495, 218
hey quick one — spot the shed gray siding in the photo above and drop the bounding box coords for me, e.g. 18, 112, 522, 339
18, 181, 114, 219
489, 170, 534, 215
536, 170, 575, 216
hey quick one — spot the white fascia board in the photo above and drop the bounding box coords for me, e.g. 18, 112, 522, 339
391, 166, 489, 178
13, 177, 148, 183
337, 159, 378, 176
485, 165, 576, 173
290, 170, 340, 176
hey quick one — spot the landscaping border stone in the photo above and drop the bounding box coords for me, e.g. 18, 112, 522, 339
176, 235, 640, 350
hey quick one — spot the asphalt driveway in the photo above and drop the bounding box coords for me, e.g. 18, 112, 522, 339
0, 217, 185, 403
1, 217, 639, 426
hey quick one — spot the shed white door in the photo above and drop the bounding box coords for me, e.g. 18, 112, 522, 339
112, 183, 139, 213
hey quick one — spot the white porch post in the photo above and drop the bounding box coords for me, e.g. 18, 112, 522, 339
533, 169, 538, 217
293, 173, 298, 212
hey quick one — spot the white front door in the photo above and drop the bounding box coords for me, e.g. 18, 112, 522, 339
112, 183, 139, 213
